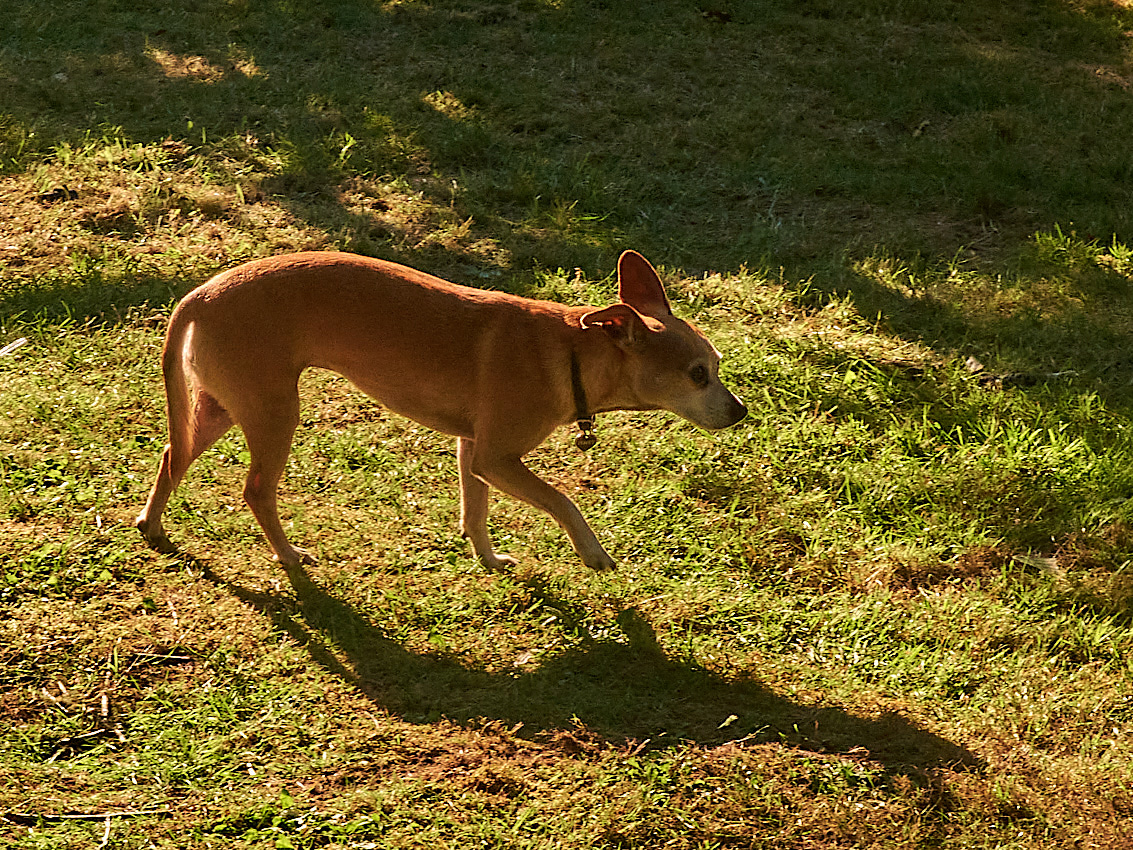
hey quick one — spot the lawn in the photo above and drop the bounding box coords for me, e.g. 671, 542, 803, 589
3, 0, 1133, 847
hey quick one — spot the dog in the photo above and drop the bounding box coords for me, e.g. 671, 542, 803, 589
136, 250, 747, 571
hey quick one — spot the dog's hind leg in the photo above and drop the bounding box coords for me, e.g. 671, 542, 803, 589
458, 437, 518, 570
137, 389, 233, 554
237, 392, 313, 568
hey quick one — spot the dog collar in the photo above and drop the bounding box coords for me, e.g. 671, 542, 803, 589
570, 349, 597, 451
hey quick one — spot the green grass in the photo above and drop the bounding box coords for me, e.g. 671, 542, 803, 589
4, 0, 1133, 847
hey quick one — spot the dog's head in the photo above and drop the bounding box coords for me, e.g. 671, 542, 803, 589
581, 251, 747, 430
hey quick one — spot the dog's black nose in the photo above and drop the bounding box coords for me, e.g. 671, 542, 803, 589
727, 397, 748, 426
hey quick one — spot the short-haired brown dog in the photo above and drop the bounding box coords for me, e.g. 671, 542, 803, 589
136, 250, 746, 570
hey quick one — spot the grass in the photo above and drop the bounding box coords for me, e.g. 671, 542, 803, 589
4, 0, 1133, 847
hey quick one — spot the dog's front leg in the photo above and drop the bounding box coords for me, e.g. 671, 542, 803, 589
457, 437, 518, 571
461, 440, 616, 571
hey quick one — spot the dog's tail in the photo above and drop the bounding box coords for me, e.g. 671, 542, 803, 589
160, 301, 196, 473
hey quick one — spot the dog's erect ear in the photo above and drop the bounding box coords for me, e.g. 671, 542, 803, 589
617, 250, 672, 319
580, 303, 648, 345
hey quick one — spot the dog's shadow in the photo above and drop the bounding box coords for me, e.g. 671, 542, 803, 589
199, 559, 982, 783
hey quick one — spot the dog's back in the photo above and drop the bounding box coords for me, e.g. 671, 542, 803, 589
175, 252, 583, 438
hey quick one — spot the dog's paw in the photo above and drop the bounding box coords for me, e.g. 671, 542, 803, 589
274, 546, 317, 568
585, 552, 617, 572
136, 517, 178, 554
478, 552, 519, 572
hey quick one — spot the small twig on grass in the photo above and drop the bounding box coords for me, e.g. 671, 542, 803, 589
44, 727, 127, 763
167, 598, 180, 628
0, 337, 28, 356
1, 808, 170, 825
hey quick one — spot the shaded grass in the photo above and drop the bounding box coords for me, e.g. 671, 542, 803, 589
3, 0, 1132, 278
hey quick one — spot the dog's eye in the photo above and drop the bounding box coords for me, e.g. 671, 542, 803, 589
689, 364, 710, 387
